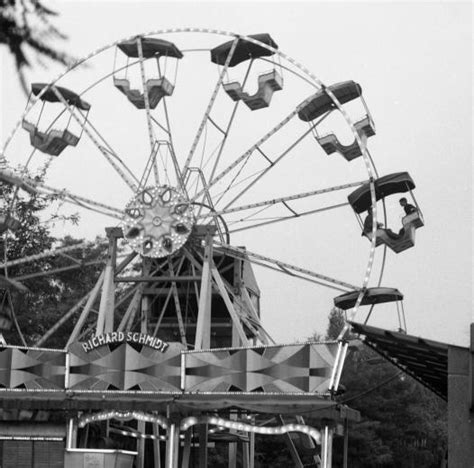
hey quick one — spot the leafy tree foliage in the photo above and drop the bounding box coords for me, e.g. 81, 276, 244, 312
0, 0, 75, 93
0, 180, 105, 347
326, 309, 447, 467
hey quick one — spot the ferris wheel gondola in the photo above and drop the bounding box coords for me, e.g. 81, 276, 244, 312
349, 172, 424, 253
298, 80, 376, 162
334, 287, 407, 332
213, 33, 284, 110
113, 37, 183, 110
21, 83, 90, 156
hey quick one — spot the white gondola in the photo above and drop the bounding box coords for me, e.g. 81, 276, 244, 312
113, 76, 174, 110
298, 81, 375, 162
364, 211, 425, 253
334, 287, 407, 332
223, 69, 283, 111
316, 114, 376, 161
22, 84, 90, 157
113, 37, 182, 110
350, 172, 424, 254
22, 120, 80, 156
212, 33, 283, 111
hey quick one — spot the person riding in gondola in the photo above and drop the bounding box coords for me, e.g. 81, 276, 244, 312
398, 197, 418, 235
362, 207, 382, 235
363, 207, 399, 240
399, 197, 416, 215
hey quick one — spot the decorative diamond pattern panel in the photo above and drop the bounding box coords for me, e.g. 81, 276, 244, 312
0, 346, 66, 390
183, 343, 338, 394
68, 341, 184, 391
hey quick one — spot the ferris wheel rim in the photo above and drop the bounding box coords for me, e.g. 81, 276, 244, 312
1, 28, 381, 329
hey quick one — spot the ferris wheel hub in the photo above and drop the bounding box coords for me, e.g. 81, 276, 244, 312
122, 186, 194, 258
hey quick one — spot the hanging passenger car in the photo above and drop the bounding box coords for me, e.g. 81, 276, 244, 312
211, 33, 283, 111
22, 83, 91, 156
113, 37, 183, 109
298, 80, 376, 161
348, 172, 424, 253
334, 287, 407, 332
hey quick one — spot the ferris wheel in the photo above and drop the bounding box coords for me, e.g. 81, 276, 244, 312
0, 28, 424, 350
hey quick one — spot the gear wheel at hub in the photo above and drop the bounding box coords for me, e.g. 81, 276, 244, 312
122, 186, 194, 258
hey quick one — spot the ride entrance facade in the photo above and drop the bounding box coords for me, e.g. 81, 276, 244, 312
0, 29, 422, 467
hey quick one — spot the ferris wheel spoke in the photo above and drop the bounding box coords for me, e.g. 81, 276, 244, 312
137, 38, 157, 153
197, 180, 365, 221
137, 140, 160, 189
182, 37, 239, 174
51, 87, 139, 191
0, 240, 108, 269
38, 181, 123, 219
190, 61, 253, 218
205, 60, 253, 186
0, 167, 124, 220
219, 124, 316, 210
226, 202, 350, 234
214, 243, 357, 292
191, 96, 322, 205
160, 90, 186, 192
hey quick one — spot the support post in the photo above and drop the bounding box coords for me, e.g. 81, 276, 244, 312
212, 262, 249, 346
66, 418, 77, 449
153, 423, 162, 468
198, 424, 208, 468
195, 229, 214, 349
343, 418, 349, 468
241, 439, 249, 468
66, 271, 104, 347
137, 424, 145, 468
165, 423, 180, 468
181, 429, 192, 468
249, 430, 255, 468
96, 227, 121, 334
321, 425, 333, 468
136, 264, 150, 468
228, 413, 238, 468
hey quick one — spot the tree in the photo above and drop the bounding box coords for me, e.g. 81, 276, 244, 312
322, 309, 447, 467
0, 179, 106, 348
0, 0, 75, 93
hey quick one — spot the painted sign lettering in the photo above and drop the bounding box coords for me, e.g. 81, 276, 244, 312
81, 332, 169, 353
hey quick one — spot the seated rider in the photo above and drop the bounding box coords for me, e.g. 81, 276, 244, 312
362, 207, 383, 235
398, 197, 417, 235
363, 207, 400, 240
399, 197, 416, 215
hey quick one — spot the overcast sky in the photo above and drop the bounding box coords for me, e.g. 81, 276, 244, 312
1, 1, 472, 347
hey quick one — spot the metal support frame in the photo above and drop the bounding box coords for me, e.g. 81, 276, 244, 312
66, 418, 77, 450
181, 429, 192, 468
198, 423, 208, 468
278, 415, 304, 468
168, 259, 188, 346
321, 425, 333, 468
211, 258, 249, 346
343, 418, 349, 468
96, 227, 120, 335
195, 230, 214, 350
165, 423, 179, 468
66, 272, 104, 347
